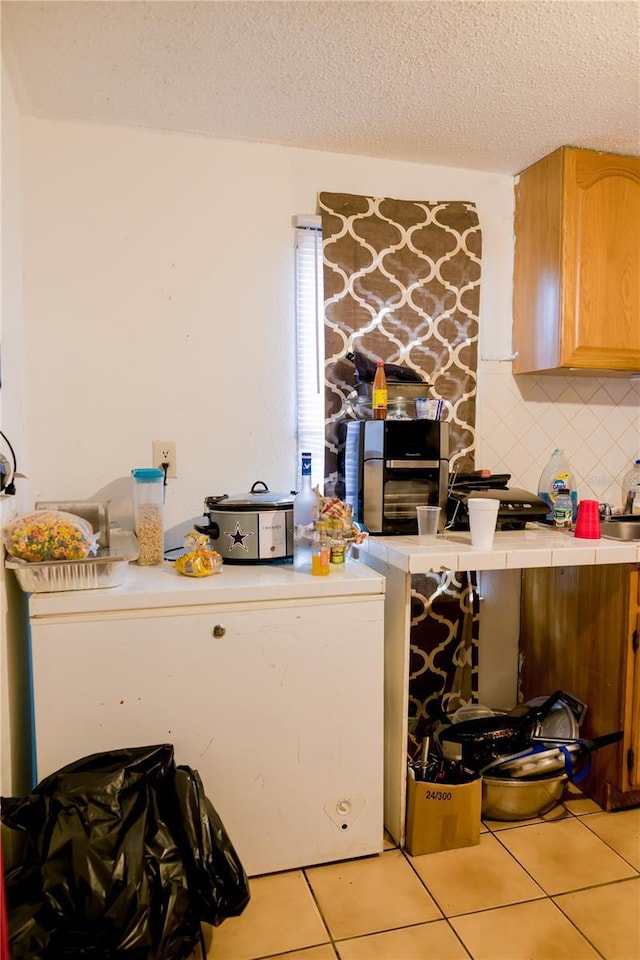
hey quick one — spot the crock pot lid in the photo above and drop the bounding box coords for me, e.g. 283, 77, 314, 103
207, 483, 294, 510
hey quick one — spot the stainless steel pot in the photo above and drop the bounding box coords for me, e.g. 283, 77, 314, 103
196, 481, 294, 564
482, 773, 568, 821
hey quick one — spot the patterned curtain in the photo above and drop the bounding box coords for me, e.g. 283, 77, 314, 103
408, 571, 480, 756
319, 191, 482, 725
319, 191, 481, 493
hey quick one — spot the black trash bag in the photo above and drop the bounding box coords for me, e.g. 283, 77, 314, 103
1, 744, 250, 959
346, 350, 425, 384
172, 765, 250, 927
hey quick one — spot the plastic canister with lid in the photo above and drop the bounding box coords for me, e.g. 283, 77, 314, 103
131, 468, 164, 565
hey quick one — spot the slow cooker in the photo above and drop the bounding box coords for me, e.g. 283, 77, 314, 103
196, 481, 294, 563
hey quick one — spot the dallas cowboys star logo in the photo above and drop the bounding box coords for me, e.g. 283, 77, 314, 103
224, 521, 254, 552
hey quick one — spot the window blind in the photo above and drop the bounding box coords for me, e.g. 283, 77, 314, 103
294, 215, 324, 490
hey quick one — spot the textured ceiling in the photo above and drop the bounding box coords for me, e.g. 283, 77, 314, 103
2, 0, 639, 174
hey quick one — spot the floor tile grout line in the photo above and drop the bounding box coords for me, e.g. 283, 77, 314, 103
489, 815, 583, 898
548, 807, 640, 877
576, 809, 640, 874
489, 812, 639, 904
401, 852, 476, 960
301, 867, 342, 958
549, 895, 609, 960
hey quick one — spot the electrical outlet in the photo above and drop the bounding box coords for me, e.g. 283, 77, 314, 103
152, 441, 177, 478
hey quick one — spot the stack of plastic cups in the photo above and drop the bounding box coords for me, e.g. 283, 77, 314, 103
574, 500, 601, 539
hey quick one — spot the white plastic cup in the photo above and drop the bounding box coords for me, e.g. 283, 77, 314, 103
467, 497, 500, 549
416, 505, 440, 539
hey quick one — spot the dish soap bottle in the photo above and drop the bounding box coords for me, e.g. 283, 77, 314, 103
372, 361, 388, 420
538, 449, 578, 524
293, 451, 318, 572
621, 458, 640, 515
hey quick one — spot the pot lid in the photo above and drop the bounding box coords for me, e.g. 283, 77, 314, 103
510, 696, 579, 740
205, 481, 294, 511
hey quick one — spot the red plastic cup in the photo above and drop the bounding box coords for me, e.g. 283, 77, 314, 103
574, 499, 601, 539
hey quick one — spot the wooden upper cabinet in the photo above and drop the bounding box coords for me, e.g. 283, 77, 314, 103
513, 147, 640, 374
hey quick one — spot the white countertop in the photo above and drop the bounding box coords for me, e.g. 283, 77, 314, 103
24, 526, 640, 616
358, 523, 640, 575
27, 558, 386, 617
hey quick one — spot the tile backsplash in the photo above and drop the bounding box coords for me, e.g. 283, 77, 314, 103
477, 361, 640, 510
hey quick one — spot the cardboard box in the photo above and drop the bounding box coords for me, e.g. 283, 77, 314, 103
405, 769, 482, 856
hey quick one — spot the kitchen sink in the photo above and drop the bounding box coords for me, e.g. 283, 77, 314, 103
601, 516, 640, 540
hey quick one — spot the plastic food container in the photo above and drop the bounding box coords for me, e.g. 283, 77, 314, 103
35, 500, 111, 547
452, 704, 495, 723
132, 468, 164, 565
5, 530, 139, 593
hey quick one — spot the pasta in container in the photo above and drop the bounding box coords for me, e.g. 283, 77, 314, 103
3, 510, 99, 562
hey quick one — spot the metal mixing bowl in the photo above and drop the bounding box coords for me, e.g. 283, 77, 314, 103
347, 382, 430, 419
482, 773, 568, 821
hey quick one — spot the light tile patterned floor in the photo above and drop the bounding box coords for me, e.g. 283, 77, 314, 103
200, 792, 640, 960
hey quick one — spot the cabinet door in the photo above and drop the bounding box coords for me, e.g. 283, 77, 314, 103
30, 597, 384, 876
561, 149, 640, 370
520, 564, 639, 810
513, 147, 640, 374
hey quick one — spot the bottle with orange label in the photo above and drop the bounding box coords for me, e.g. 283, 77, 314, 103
372, 360, 388, 420
311, 519, 330, 576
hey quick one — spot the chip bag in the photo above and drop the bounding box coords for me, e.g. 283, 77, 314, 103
175, 530, 222, 578
3, 510, 99, 562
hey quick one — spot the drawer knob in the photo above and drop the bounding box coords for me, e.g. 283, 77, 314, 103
212, 624, 226, 638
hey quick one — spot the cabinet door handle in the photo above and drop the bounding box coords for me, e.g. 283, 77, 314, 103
212, 624, 226, 639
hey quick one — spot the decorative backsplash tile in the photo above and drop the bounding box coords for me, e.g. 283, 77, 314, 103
477, 361, 640, 510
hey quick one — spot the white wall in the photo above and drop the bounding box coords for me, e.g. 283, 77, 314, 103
19, 117, 515, 542
1, 61, 32, 800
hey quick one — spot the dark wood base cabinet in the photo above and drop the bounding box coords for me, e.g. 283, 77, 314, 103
520, 564, 639, 811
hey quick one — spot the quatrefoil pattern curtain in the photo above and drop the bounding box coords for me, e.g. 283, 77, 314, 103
319, 191, 481, 492
319, 191, 482, 723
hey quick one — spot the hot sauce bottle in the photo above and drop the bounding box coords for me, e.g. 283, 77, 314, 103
372, 360, 388, 420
